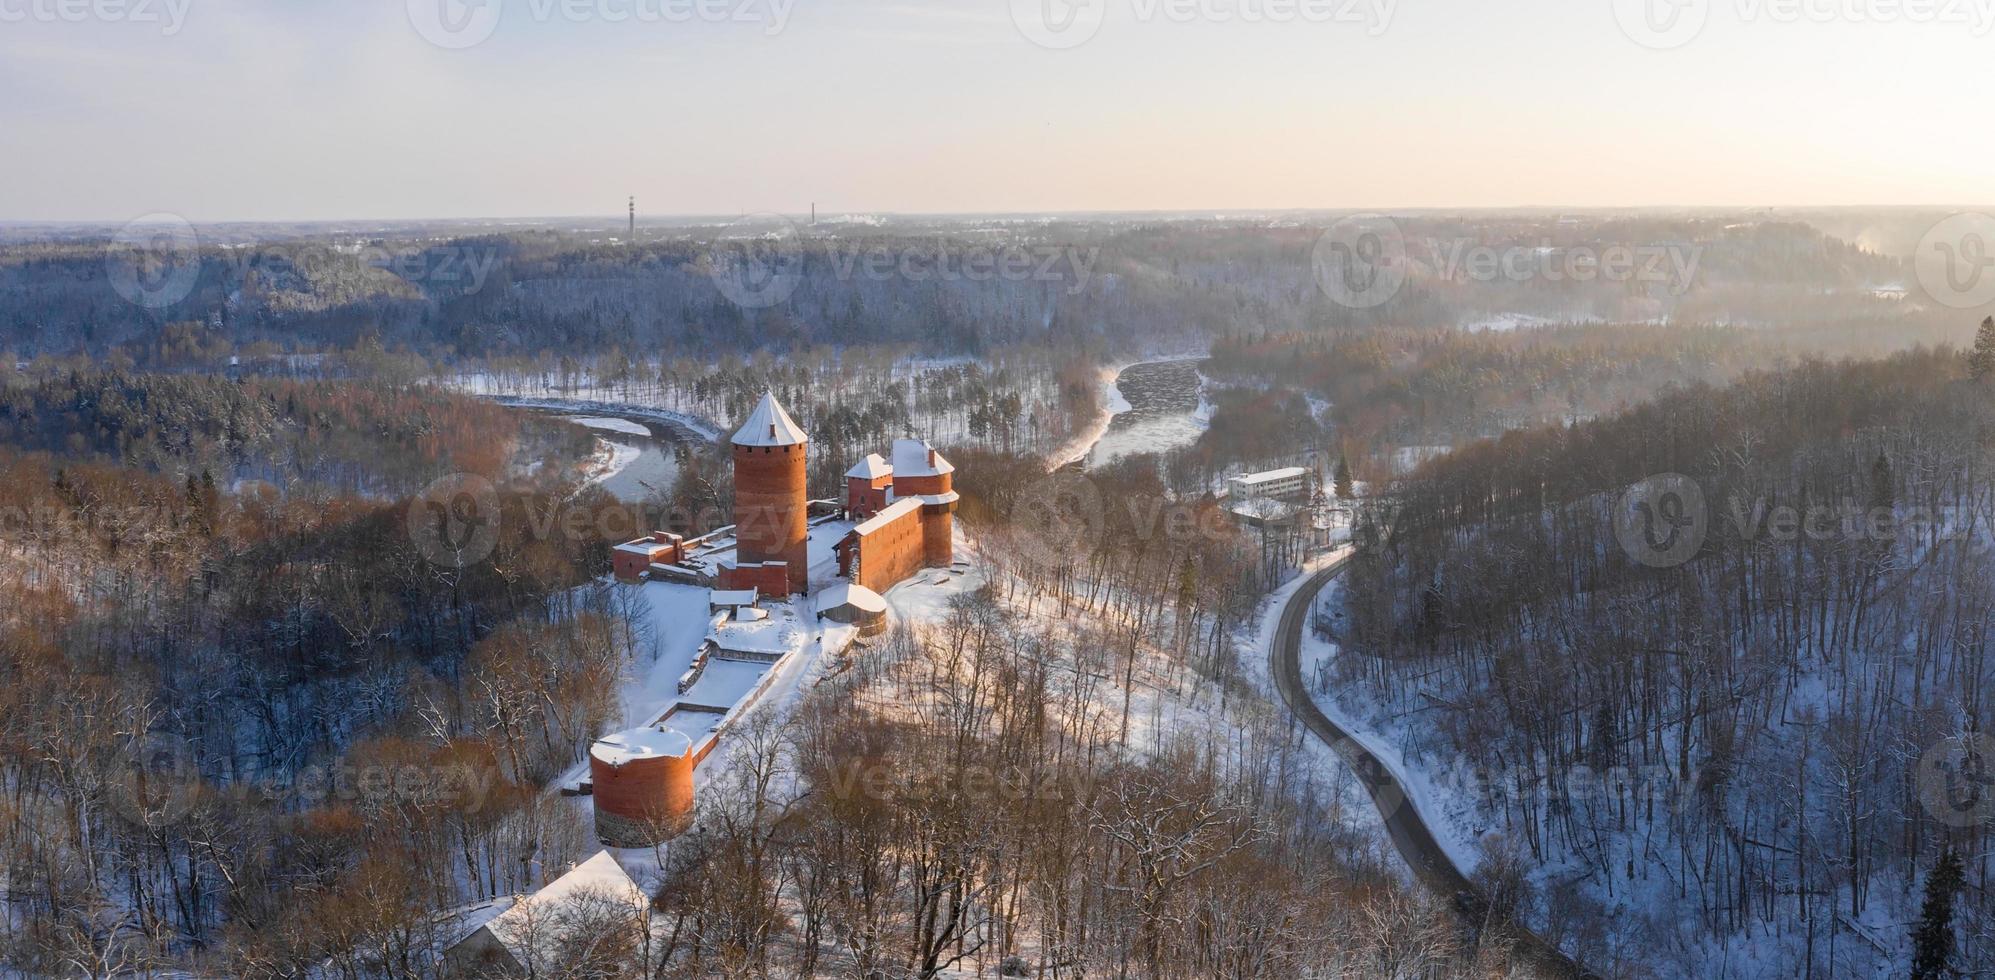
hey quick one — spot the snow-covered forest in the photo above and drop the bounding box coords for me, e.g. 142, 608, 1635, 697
1336, 345, 1995, 977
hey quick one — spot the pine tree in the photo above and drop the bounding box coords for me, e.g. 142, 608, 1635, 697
1334, 453, 1354, 500
1910, 848, 1964, 980
1969, 317, 1995, 382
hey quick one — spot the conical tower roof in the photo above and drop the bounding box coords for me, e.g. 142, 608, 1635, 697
732, 391, 808, 447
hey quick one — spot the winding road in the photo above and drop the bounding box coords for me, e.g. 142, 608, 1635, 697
1271, 560, 1596, 980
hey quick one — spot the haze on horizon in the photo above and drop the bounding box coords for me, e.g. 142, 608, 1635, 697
4, 0, 1992, 224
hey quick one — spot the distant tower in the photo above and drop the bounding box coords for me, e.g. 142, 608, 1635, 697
732, 392, 810, 595
628, 196, 635, 239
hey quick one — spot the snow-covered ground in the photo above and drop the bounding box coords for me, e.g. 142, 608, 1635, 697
564, 415, 653, 438
1300, 573, 1922, 978
1298, 576, 1486, 877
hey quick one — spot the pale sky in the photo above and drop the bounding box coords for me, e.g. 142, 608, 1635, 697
2, 0, 1990, 222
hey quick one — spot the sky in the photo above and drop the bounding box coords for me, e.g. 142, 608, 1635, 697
2, 0, 1991, 222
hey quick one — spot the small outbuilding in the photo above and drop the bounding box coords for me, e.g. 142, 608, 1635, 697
815, 582, 890, 637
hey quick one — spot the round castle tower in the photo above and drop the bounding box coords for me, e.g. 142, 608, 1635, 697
732, 392, 810, 595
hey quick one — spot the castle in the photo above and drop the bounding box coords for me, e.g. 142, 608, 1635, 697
717, 391, 956, 596
591, 392, 958, 848
611, 390, 956, 598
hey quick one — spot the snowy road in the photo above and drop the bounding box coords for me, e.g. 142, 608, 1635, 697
1271, 560, 1596, 980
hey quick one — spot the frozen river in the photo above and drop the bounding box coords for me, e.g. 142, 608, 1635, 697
1086, 359, 1210, 468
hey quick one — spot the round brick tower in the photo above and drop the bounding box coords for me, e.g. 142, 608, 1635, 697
732, 392, 810, 595
589, 725, 698, 847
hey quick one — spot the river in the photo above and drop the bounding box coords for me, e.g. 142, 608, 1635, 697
559, 415, 688, 502
1086, 358, 1211, 468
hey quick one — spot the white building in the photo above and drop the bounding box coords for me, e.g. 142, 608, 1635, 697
1227, 466, 1311, 503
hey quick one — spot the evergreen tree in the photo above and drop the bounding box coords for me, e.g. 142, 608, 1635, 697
1970, 317, 1995, 382
1334, 453, 1354, 500
1871, 450, 1894, 512
1911, 848, 1965, 980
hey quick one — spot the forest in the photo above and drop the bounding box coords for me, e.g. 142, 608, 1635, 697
1334, 342, 1995, 976
0, 213, 1955, 364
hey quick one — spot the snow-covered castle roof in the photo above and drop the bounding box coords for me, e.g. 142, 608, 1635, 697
891, 438, 953, 477
733, 392, 808, 447
847, 453, 891, 480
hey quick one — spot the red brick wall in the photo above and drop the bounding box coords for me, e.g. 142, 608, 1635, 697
852, 506, 929, 594
846, 477, 891, 518
613, 537, 684, 583
591, 752, 694, 846
718, 562, 790, 596
922, 504, 954, 567
733, 442, 809, 594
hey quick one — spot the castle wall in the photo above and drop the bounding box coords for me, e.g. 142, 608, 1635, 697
850, 503, 930, 595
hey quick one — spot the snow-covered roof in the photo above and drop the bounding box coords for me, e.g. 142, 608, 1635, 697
481, 852, 645, 951
816, 583, 887, 615
590, 724, 696, 766
851, 498, 922, 536
1232, 466, 1308, 486
891, 438, 953, 477
847, 453, 891, 479
709, 588, 758, 608
732, 392, 808, 447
